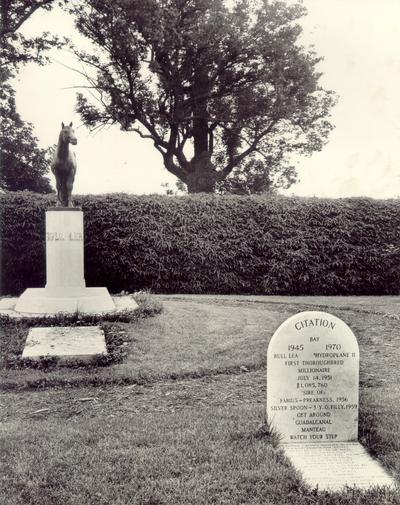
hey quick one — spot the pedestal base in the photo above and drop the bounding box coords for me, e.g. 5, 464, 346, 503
14, 287, 116, 314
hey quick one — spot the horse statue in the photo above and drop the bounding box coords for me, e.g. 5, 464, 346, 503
51, 122, 78, 207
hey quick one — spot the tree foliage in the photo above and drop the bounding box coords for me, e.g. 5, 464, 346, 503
0, 81, 53, 192
0, 0, 61, 73
0, 0, 60, 193
70, 0, 336, 193
216, 156, 292, 195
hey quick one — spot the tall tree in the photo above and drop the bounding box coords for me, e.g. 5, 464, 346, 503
0, 0, 59, 72
0, 0, 60, 193
71, 0, 336, 193
0, 81, 53, 192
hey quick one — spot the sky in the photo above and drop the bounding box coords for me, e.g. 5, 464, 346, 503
14, 0, 400, 198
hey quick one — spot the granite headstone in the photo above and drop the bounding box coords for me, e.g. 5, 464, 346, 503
267, 311, 395, 491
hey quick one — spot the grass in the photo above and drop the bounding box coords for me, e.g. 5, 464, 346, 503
2, 295, 399, 389
0, 292, 163, 384
1, 295, 400, 504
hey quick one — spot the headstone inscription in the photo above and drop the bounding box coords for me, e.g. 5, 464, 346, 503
267, 311, 359, 443
267, 311, 396, 492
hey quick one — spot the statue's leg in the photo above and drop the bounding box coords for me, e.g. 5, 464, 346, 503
56, 177, 62, 207
59, 176, 68, 207
66, 172, 75, 208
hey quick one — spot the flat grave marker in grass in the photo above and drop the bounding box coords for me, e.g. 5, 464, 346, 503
267, 310, 396, 491
22, 326, 107, 362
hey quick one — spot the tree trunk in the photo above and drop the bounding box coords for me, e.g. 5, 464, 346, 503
187, 66, 215, 193
192, 65, 209, 157
186, 152, 217, 193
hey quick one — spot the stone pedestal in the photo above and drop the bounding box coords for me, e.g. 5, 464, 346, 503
14, 208, 116, 315
46, 208, 85, 288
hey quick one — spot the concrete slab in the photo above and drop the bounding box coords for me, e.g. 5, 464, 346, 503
283, 442, 396, 491
14, 287, 116, 314
0, 297, 18, 309
22, 326, 107, 361
0, 295, 138, 318
113, 295, 139, 312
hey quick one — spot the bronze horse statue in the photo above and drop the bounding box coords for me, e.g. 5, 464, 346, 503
51, 122, 78, 207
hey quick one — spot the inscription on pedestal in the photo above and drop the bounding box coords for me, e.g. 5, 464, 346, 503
267, 311, 359, 443
46, 232, 83, 241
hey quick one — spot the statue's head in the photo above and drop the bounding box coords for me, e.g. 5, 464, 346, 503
61, 122, 78, 145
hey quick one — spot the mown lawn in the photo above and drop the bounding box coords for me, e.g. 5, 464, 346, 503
1, 295, 400, 504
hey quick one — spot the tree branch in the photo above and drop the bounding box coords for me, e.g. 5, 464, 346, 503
218, 120, 278, 179
0, 0, 54, 38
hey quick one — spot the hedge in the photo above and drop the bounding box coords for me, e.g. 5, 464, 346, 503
1, 191, 400, 296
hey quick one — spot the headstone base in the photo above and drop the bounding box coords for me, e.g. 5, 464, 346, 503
22, 326, 107, 362
283, 442, 396, 491
14, 287, 116, 314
